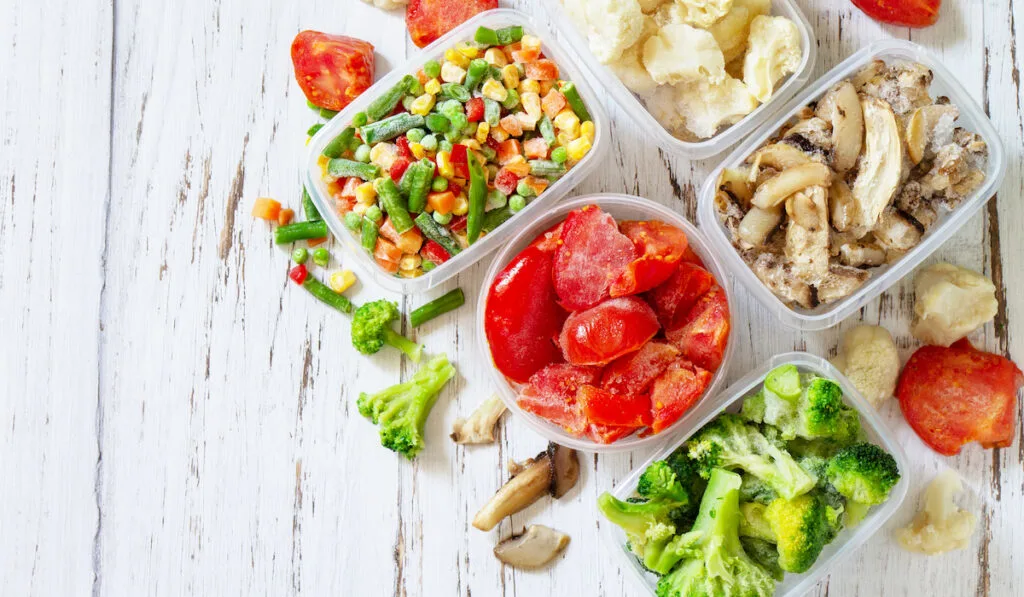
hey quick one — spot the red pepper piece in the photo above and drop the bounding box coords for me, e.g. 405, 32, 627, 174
421, 240, 451, 264
494, 168, 520, 195
396, 135, 413, 159
390, 156, 412, 182
465, 97, 485, 123
289, 264, 309, 285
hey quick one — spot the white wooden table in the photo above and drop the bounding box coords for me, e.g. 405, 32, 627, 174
3, 0, 1023, 595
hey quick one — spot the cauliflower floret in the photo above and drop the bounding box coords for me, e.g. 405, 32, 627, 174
911, 263, 998, 347
896, 470, 977, 555
584, 0, 646, 64
831, 324, 901, 408
706, 0, 768, 64
638, 0, 666, 13
676, 76, 759, 138
359, 0, 407, 9
673, 0, 734, 28
643, 23, 726, 85
640, 85, 688, 134
743, 15, 803, 102
608, 41, 660, 95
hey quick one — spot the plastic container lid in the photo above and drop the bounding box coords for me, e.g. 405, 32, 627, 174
697, 39, 1007, 330
304, 9, 609, 294
599, 352, 911, 597
475, 194, 736, 453
543, 0, 816, 159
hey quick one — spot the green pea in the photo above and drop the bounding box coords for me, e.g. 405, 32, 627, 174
424, 60, 441, 79
354, 144, 372, 163
516, 180, 536, 198
433, 211, 453, 225
486, 189, 507, 210
351, 112, 368, 128
509, 195, 527, 212
365, 205, 383, 223
431, 176, 449, 192
444, 129, 462, 144
312, 248, 330, 267
292, 247, 309, 264
344, 212, 363, 231
450, 112, 468, 131
406, 128, 426, 143
425, 113, 451, 133
421, 134, 439, 151
551, 146, 568, 164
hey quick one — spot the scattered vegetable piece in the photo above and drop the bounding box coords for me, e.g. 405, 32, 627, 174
410, 288, 465, 327
291, 31, 374, 111
450, 394, 506, 444
911, 262, 998, 347
275, 220, 329, 244
252, 197, 282, 221
896, 469, 977, 554
351, 299, 424, 362
472, 442, 579, 531
831, 324, 900, 407
493, 525, 570, 569
851, 0, 941, 27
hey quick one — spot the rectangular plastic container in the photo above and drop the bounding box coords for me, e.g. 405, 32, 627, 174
304, 9, 609, 294
599, 352, 911, 597
697, 39, 1007, 330
543, 0, 816, 159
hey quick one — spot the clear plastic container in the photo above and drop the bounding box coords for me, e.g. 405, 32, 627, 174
543, 0, 816, 159
697, 39, 1008, 330
599, 352, 911, 597
475, 194, 736, 453
304, 9, 609, 294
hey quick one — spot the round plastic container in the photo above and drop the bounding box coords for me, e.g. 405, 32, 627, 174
599, 352, 911, 597
305, 9, 609, 294
697, 39, 1008, 330
543, 0, 816, 159
476, 194, 735, 453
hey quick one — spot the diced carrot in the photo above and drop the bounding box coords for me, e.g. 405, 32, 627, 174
542, 90, 567, 119
380, 217, 400, 243
307, 237, 328, 247
512, 47, 541, 63
327, 179, 344, 196
500, 115, 523, 137
380, 217, 425, 254
251, 198, 282, 221
375, 257, 400, 273
504, 157, 531, 177
277, 208, 295, 226
427, 191, 456, 215
340, 177, 361, 198
374, 237, 402, 263
497, 139, 522, 164
336, 197, 356, 214
416, 69, 429, 85
523, 137, 550, 160
525, 60, 559, 81
522, 175, 549, 196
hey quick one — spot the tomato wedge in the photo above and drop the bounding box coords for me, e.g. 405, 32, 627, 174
601, 341, 680, 396
485, 246, 568, 383
579, 385, 653, 427
291, 31, 374, 111
516, 364, 600, 435
650, 360, 712, 434
529, 220, 565, 254
610, 221, 690, 297
553, 205, 637, 311
588, 424, 639, 444
559, 297, 660, 366
851, 0, 941, 27
647, 262, 716, 329
406, 0, 499, 48
666, 285, 730, 372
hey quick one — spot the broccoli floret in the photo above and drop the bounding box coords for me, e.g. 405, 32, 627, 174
764, 493, 832, 573
655, 469, 776, 597
798, 454, 830, 483
740, 537, 784, 581
844, 500, 871, 527
739, 502, 776, 542
740, 474, 777, 505
638, 461, 692, 505
826, 443, 901, 505
687, 414, 816, 500
665, 449, 707, 506
356, 354, 455, 458
742, 376, 862, 442
351, 299, 424, 362
598, 493, 686, 574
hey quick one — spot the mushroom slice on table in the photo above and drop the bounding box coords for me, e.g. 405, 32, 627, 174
493, 525, 570, 569
751, 162, 833, 209
450, 395, 507, 444
472, 443, 579, 532
851, 97, 903, 231
548, 443, 580, 499
784, 186, 831, 284
815, 80, 864, 173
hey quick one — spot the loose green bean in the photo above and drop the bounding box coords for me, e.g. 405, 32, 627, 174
303, 276, 353, 314
409, 288, 465, 327
302, 187, 322, 221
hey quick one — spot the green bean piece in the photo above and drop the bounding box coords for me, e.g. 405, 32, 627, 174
529, 160, 566, 178
366, 74, 416, 121
440, 83, 471, 102
322, 127, 356, 159
560, 82, 592, 122
464, 59, 489, 91
351, 112, 369, 128
474, 26, 500, 46
407, 160, 436, 213
484, 99, 501, 126
361, 217, 379, 252
327, 158, 379, 181
414, 212, 461, 257
425, 113, 451, 133
539, 115, 556, 145
307, 123, 324, 137
312, 247, 330, 267
482, 206, 514, 232
409, 288, 466, 327
365, 204, 383, 224
377, 178, 415, 234
495, 26, 524, 45
292, 247, 309, 264
466, 154, 487, 245
302, 187, 322, 221
360, 113, 425, 144
320, 107, 339, 120
424, 59, 442, 79
302, 275, 353, 314
502, 88, 520, 111
344, 211, 362, 231
274, 220, 328, 245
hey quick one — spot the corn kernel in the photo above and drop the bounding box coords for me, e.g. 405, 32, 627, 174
538, 80, 554, 96
369, 143, 398, 170
456, 43, 479, 59
409, 93, 436, 116
355, 181, 377, 205
444, 49, 470, 69
519, 78, 540, 94
521, 34, 542, 51
484, 48, 508, 67
440, 62, 467, 84
521, 92, 542, 119
556, 131, 576, 147
580, 121, 595, 144
501, 64, 520, 90
459, 138, 482, 151
330, 270, 357, 293
481, 79, 509, 103
436, 150, 455, 178
424, 78, 441, 95
398, 268, 424, 279
410, 142, 426, 160
451, 193, 469, 216
490, 126, 510, 143
352, 202, 370, 216
475, 122, 490, 144
516, 111, 539, 131
567, 136, 592, 161
398, 254, 423, 271
553, 109, 580, 135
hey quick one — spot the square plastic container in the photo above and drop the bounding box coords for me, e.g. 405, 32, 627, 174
697, 39, 1008, 330
543, 0, 816, 159
304, 9, 609, 294
475, 194, 736, 453
599, 352, 911, 597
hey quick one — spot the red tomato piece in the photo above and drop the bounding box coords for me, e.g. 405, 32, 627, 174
516, 364, 600, 435
390, 156, 412, 182
666, 285, 730, 372
579, 385, 653, 428
647, 262, 716, 329
552, 205, 637, 311
587, 424, 639, 444
406, 0, 498, 48
611, 220, 690, 297
289, 264, 308, 285
291, 31, 374, 111
559, 296, 660, 366
649, 359, 712, 434
421, 240, 451, 264
601, 341, 680, 396
494, 168, 521, 195
851, 0, 941, 27
528, 221, 564, 254
525, 59, 560, 81
485, 246, 570, 383
896, 339, 1022, 455
465, 97, 485, 122
680, 246, 705, 268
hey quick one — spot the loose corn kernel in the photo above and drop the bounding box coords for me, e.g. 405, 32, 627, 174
424, 78, 441, 95
490, 126, 510, 143
580, 121, 596, 143
475, 122, 490, 144
355, 181, 377, 205
410, 142, 426, 159
369, 143, 398, 170
521, 92, 542, 119
567, 136, 592, 161
481, 78, 509, 102
440, 62, 467, 84
521, 34, 542, 52
556, 131, 576, 147
409, 93, 436, 116
501, 64, 520, 90
456, 43, 479, 59
484, 48, 508, 67
444, 49, 470, 68
330, 270, 357, 293
451, 193, 469, 216
352, 202, 370, 216
436, 150, 455, 178
519, 78, 540, 95
553, 109, 580, 135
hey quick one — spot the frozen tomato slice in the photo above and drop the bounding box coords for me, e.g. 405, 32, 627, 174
649, 360, 712, 434
647, 262, 716, 329
553, 205, 637, 311
588, 423, 640, 444
666, 285, 730, 372
559, 297, 659, 366
516, 364, 601, 435
528, 221, 565, 254
291, 31, 374, 111
680, 246, 705, 268
406, 0, 499, 48
897, 339, 1022, 456
851, 0, 941, 27
601, 341, 680, 396
485, 246, 569, 383
579, 385, 653, 427
611, 220, 690, 297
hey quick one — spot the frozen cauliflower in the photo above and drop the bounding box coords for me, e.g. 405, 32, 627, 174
674, 0, 734, 28
831, 325, 901, 408
359, 0, 407, 9
675, 76, 759, 138
638, 0, 665, 13
643, 23, 725, 85
896, 470, 977, 555
743, 15, 803, 102
911, 263, 998, 347
608, 43, 659, 94
641, 85, 689, 133
707, 0, 771, 63
585, 0, 646, 64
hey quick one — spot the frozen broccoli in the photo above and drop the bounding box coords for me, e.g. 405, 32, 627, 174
665, 449, 707, 507
742, 371, 862, 442
356, 353, 455, 458
739, 502, 776, 542
764, 494, 833, 573
638, 460, 692, 505
826, 442, 901, 506
597, 493, 688, 575
655, 469, 776, 597
351, 299, 424, 362
687, 414, 816, 500
741, 537, 784, 581
740, 474, 777, 505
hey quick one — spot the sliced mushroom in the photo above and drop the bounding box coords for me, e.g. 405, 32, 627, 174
750, 143, 812, 170
816, 81, 864, 173
817, 265, 870, 304
851, 60, 886, 90
781, 117, 833, 159
548, 443, 580, 499
749, 252, 814, 309
895, 181, 938, 228
851, 97, 903, 231
856, 61, 934, 115
450, 395, 507, 444
839, 241, 887, 267
738, 204, 783, 247
873, 208, 922, 252
784, 186, 831, 284
829, 178, 858, 233
905, 104, 959, 165
472, 443, 578, 532
716, 189, 746, 242
751, 162, 833, 209
493, 525, 570, 569
718, 167, 754, 206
